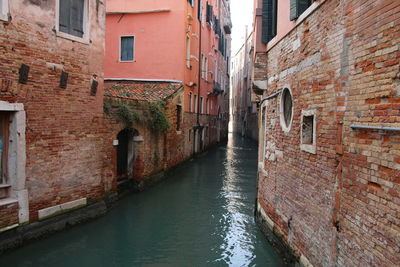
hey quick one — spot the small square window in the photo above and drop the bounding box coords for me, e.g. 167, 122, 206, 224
300, 109, 317, 154
302, 115, 313, 144
120, 36, 134, 62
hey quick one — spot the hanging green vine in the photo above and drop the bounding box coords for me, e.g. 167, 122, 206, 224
149, 100, 170, 135
103, 98, 169, 135
117, 103, 139, 127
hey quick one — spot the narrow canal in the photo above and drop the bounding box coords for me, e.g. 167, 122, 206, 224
1, 134, 284, 266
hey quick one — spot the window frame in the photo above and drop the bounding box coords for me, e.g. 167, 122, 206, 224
119, 35, 135, 62
194, 94, 198, 113
0, 0, 9, 22
200, 96, 203, 114
280, 87, 294, 133
189, 92, 193, 112
300, 109, 317, 154
186, 34, 191, 69
55, 0, 90, 44
290, 0, 312, 21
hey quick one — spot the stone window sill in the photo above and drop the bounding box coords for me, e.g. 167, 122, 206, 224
300, 144, 316, 154
0, 197, 18, 207
56, 31, 89, 45
0, 14, 8, 22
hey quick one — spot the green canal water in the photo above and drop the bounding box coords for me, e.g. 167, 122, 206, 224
0, 134, 284, 266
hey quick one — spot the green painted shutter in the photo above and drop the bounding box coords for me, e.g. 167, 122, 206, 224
290, 0, 311, 21
298, 0, 311, 16
290, 0, 297, 21
59, 0, 71, 34
71, 0, 84, 37
261, 0, 277, 44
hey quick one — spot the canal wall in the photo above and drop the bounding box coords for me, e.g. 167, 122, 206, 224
253, 0, 400, 266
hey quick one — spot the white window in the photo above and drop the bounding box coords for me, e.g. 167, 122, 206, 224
194, 94, 198, 113
56, 0, 89, 43
200, 97, 203, 114
189, 92, 192, 112
120, 36, 134, 62
203, 56, 208, 80
300, 109, 317, 154
0, 0, 9, 21
186, 35, 191, 68
201, 54, 208, 80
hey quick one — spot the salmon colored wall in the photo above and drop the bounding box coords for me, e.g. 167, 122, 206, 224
184, 0, 227, 115
105, 0, 186, 80
254, 0, 296, 52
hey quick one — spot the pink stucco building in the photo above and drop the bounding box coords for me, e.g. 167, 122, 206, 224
105, 0, 232, 156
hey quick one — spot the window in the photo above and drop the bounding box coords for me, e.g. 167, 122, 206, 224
290, 0, 311, 21
206, 4, 213, 23
188, 0, 195, 8
189, 92, 192, 112
0, 0, 9, 21
200, 97, 203, 114
261, 0, 277, 44
120, 36, 134, 62
206, 99, 209, 114
280, 88, 293, 132
194, 95, 198, 113
197, 0, 202, 21
186, 35, 191, 68
176, 105, 182, 131
205, 56, 208, 80
201, 55, 208, 80
58, 0, 87, 39
301, 109, 317, 154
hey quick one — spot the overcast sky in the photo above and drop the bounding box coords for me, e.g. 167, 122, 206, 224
230, 0, 254, 55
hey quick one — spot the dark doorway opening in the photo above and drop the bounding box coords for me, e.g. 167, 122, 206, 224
117, 128, 138, 178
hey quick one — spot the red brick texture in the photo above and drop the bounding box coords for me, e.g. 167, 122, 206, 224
255, 0, 400, 266
0, 203, 18, 229
0, 2, 111, 223
104, 84, 224, 181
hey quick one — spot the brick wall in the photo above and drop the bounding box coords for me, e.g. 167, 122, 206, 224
0, 1, 110, 223
0, 202, 18, 229
104, 91, 222, 181
255, 0, 399, 266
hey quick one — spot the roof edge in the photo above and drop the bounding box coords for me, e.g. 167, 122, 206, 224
105, 78, 183, 84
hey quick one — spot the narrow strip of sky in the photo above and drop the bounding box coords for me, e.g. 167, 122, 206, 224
230, 0, 254, 55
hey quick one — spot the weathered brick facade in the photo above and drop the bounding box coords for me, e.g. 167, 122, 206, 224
104, 81, 224, 184
0, 202, 18, 229
0, 1, 110, 228
254, 0, 399, 266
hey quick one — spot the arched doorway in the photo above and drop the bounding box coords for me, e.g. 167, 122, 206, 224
117, 128, 138, 179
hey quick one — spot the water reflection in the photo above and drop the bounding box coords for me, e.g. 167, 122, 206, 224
0, 134, 284, 267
